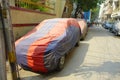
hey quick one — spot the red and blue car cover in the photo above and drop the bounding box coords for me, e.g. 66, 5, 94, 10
15, 18, 81, 73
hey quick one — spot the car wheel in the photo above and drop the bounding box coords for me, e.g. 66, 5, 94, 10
75, 41, 79, 47
80, 36, 85, 41
56, 55, 65, 71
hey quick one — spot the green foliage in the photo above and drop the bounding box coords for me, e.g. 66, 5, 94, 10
77, 0, 99, 11
31, 0, 39, 2
98, 0, 105, 4
19, 2, 31, 9
71, 0, 99, 11
91, 7, 99, 21
37, 6, 48, 12
73, 0, 105, 21
18, 0, 49, 12
70, 0, 78, 3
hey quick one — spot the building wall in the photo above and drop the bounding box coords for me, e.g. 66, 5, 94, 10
62, 0, 73, 18
0, 29, 6, 80
9, 0, 15, 6
10, 0, 66, 40
102, 0, 120, 19
13, 26, 34, 40
38, 0, 66, 18
10, 7, 56, 24
55, 0, 66, 17
99, 3, 105, 19
10, 7, 56, 40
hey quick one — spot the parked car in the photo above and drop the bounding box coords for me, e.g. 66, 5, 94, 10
102, 21, 113, 29
112, 21, 120, 36
15, 18, 81, 73
109, 24, 114, 33
77, 19, 88, 40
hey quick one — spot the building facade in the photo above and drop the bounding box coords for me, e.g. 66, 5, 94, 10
99, 0, 120, 21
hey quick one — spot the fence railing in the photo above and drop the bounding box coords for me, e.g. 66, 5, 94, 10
14, 0, 55, 14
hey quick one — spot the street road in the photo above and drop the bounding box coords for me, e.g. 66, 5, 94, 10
8, 25, 120, 80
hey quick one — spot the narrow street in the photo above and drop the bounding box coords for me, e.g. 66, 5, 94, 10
8, 25, 120, 80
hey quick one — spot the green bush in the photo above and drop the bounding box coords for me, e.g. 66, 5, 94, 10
37, 6, 48, 12
18, 1, 49, 13
31, 0, 39, 2
19, 2, 31, 9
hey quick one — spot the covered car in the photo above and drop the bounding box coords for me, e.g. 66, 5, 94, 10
15, 18, 81, 73
77, 19, 88, 40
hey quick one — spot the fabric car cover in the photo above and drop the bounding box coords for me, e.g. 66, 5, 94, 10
15, 18, 80, 73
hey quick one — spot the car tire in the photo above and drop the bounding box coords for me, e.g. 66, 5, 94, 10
75, 40, 79, 47
56, 55, 65, 71
80, 36, 85, 41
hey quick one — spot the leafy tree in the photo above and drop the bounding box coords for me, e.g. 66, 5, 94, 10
31, 0, 39, 2
91, 7, 99, 21
77, 0, 99, 11
70, 0, 105, 20
98, 0, 105, 4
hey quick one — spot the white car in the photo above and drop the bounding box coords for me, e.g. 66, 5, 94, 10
112, 21, 120, 36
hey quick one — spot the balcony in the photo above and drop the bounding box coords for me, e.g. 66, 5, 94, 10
104, 3, 113, 15
111, 8, 120, 18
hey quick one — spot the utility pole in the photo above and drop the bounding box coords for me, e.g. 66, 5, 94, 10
0, 0, 20, 80
0, 4, 7, 79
